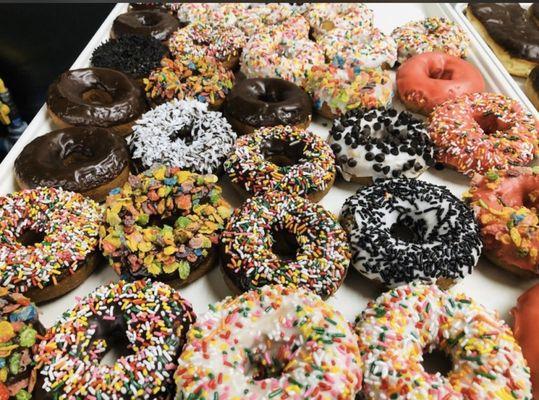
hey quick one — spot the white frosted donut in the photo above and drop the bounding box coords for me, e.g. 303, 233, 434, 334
306, 3, 374, 39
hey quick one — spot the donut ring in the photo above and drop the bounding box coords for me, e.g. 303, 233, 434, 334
306, 3, 373, 39
220, 191, 350, 299
224, 125, 336, 202
175, 285, 363, 400
356, 282, 532, 399
429, 92, 538, 175
35, 279, 196, 400
341, 178, 482, 288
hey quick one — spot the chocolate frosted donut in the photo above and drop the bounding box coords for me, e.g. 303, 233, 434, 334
47, 68, 146, 136
525, 65, 539, 109
14, 127, 130, 202
111, 10, 180, 41
224, 77, 312, 135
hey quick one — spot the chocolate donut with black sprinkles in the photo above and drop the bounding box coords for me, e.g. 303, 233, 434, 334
341, 178, 482, 289
328, 108, 435, 184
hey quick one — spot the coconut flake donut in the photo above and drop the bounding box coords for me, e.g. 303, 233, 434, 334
392, 17, 470, 63
0, 187, 102, 303
305, 3, 373, 39
220, 191, 350, 299
129, 99, 236, 175
175, 285, 363, 400
341, 178, 482, 288
35, 279, 196, 400
224, 125, 336, 202
356, 282, 532, 399
429, 92, 538, 175
329, 108, 435, 183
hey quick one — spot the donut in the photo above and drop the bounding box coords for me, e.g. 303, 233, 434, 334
467, 3, 539, 77
224, 125, 336, 202
525, 65, 539, 110
305, 3, 373, 39
129, 99, 236, 175
14, 127, 130, 202
0, 288, 44, 400
111, 10, 180, 42
174, 285, 363, 400
328, 108, 435, 183
392, 17, 469, 63
171, 2, 216, 25
46, 68, 146, 137
90, 35, 168, 80
356, 282, 532, 399
466, 166, 539, 277
428, 92, 538, 175
144, 56, 234, 109
341, 178, 482, 288
305, 64, 393, 119
220, 191, 350, 299
0, 187, 102, 303
530, 3, 539, 26
100, 165, 232, 287
223, 77, 312, 136
168, 21, 246, 70
34, 279, 196, 400
397, 51, 486, 115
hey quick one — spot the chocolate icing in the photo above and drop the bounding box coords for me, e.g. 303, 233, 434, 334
112, 10, 180, 41
469, 3, 539, 62
47, 68, 146, 127
14, 127, 129, 192
530, 65, 539, 92
530, 3, 539, 22
224, 78, 312, 128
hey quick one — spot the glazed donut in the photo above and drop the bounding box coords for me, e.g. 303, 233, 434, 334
100, 165, 232, 287
525, 65, 539, 110
35, 280, 196, 400
328, 108, 435, 183
467, 167, 539, 277
47, 68, 146, 136
429, 92, 538, 175
168, 21, 246, 70
220, 191, 350, 299
175, 285, 362, 400
341, 178, 482, 288
392, 17, 469, 63
0, 187, 102, 303
144, 56, 234, 109
111, 10, 180, 42
397, 51, 485, 115
129, 99, 236, 175
356, 282, 532, 399
224, 77, 312, 136
305, 3, 373, 39
14, 127, 130, 202
305, 64, 393, 119
224, 125, 336, 202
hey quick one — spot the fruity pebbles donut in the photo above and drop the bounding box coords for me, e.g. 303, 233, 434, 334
220, 191, 350, 299
174, 285, 363, 400
429, 92, 538, 175
356, 282, 532, 399
100, 165, 232, 287
0, 187, 102, 303
35, 280, 196, 400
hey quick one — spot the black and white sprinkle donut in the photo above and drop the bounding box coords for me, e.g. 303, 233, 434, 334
341, 178, 482, 288
328, 108, 435, 183
129, 99, 237, 174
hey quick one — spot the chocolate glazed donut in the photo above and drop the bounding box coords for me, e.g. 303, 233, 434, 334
111, 10, 180, 42
224, 77, 312, 135
14, 127, 130, 202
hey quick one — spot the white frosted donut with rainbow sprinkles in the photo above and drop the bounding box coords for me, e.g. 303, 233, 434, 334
306, 3, 374, 39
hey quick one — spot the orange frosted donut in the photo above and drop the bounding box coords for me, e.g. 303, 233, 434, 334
429, 92, 538, 175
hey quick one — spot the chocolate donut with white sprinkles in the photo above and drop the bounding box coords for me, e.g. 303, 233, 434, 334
341, 178, 482, 288
328, 108, 435, 183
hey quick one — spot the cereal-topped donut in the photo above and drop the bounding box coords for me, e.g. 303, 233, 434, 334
356, 282, 532, 399
341, 178, 482, 288
0, 187, 102, 303
100, 165, 232, 287
392, 17, 470, 63
35, 280, 196, 400
306, 3, 373, 39
175, 285, 363, 400
429, 92, 538, 175
224, 125, 336, 202
129, 99, 236, 174
220, 191, 350, 299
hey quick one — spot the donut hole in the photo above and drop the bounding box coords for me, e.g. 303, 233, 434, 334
169, 125, 194, 144
60, 144, 95, 166
262, 138, 305, 167
271, 227, 299, 261
421, 348, 453, 377
429, 67, 453, 80
389, 215, 425, 243
473, 112, 510, 135
17, 229, 46, 246
148, 214, 178, 229
137, 13, 160, 27
99, 330, 133, 366
246, 338, 298, 380
82, 87, 114, 105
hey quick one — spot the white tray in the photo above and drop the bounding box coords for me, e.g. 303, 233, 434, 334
1, 3, 538, 329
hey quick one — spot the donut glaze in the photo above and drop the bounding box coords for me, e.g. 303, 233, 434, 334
397, 52, 485, 115
111, 10, 180, 41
